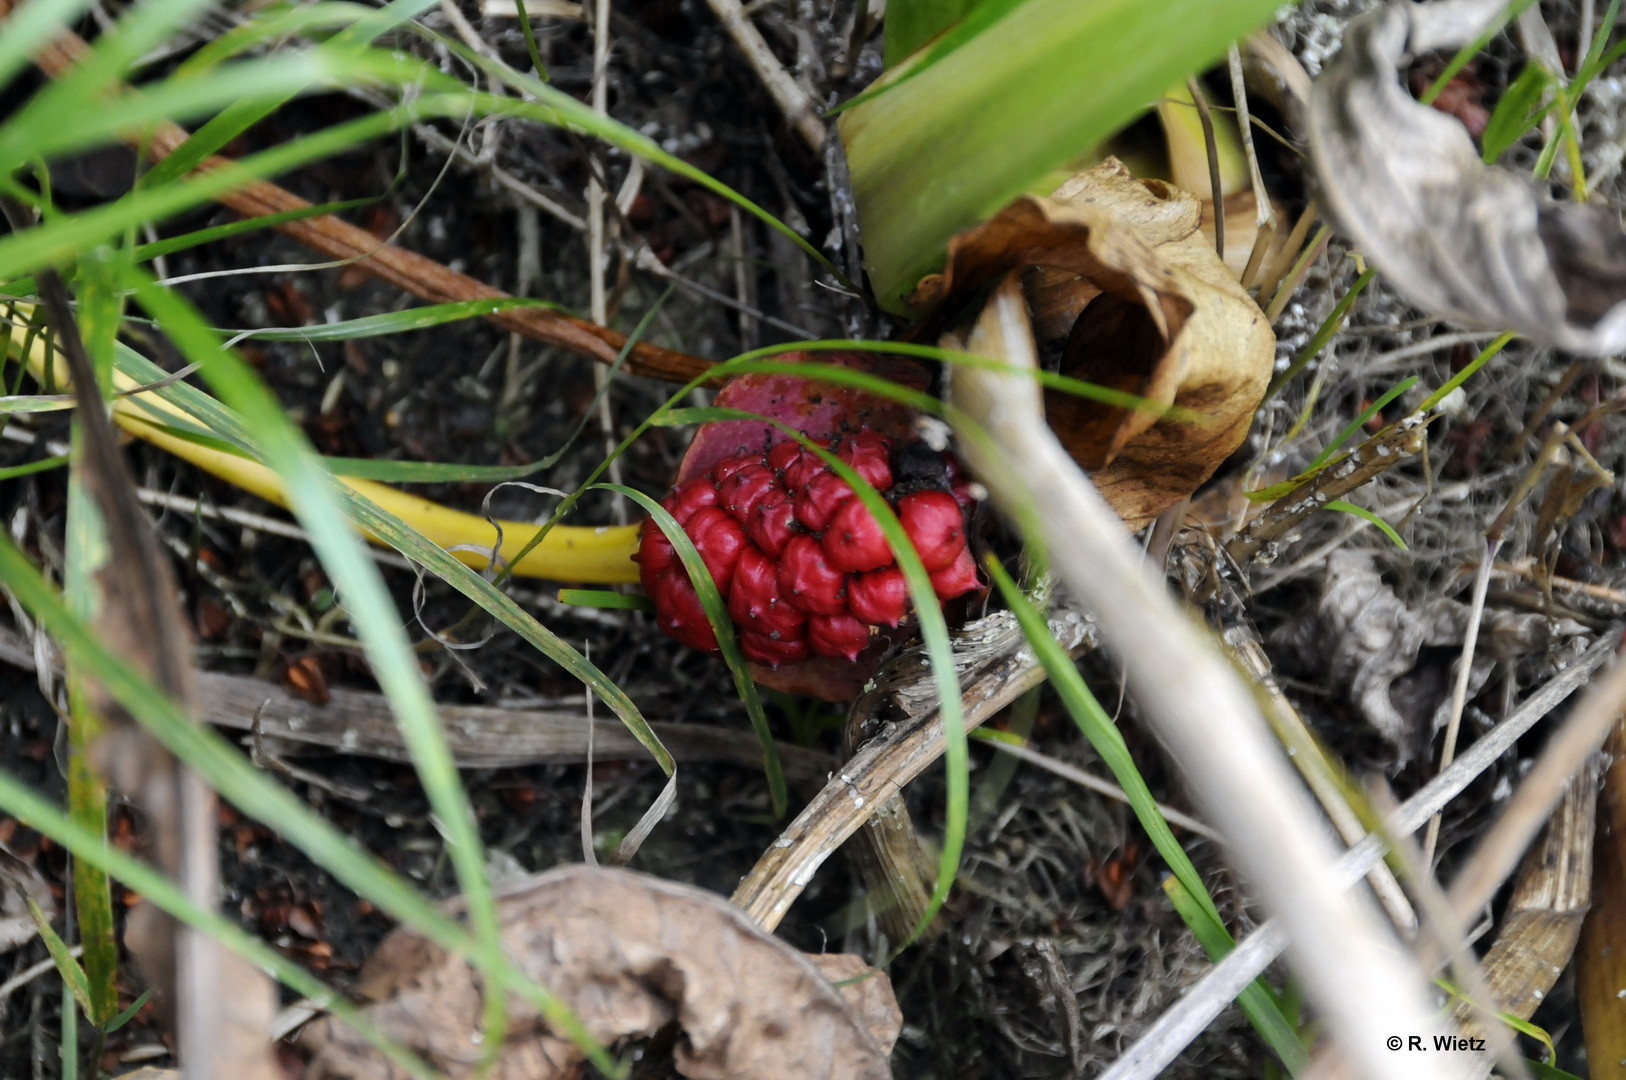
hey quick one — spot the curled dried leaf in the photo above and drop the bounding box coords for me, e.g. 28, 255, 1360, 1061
299, 865, 898, 1080
1308, 0, 1626, 354
1269, 551, 1588, 761
918, 159, 1275, 529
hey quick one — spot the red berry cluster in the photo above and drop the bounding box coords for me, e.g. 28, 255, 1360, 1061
636, 434, 979, 666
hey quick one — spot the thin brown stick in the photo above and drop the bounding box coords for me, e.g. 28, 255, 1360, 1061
0, 625, 832, 780
0, 0, 714, 385
1225, 416, 1429, 566
701, 0, 826, 152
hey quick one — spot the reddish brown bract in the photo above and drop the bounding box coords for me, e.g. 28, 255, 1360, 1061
635, 433, 979, 667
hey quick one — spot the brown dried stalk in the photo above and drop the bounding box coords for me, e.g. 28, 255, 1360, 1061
0, 0, 714, 385
1225, 416, 1428, 566
0, 624, 833, 780
730, 604, 1097, 930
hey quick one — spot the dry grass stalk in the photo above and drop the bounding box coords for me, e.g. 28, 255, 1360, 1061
950, 275, 1466, 1080
1447, 645, 1626, 925
730, 604, 1096, 930
1099, 632, 1620, 1079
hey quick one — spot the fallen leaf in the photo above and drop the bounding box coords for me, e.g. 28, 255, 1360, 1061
1307, 0, 1626, 355
299, 865, 899, 1080
916, 159, 1276, 529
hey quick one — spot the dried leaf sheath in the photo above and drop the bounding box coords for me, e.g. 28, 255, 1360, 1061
24, 269, 278, 1080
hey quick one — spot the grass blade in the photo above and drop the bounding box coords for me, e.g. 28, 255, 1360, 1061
26, 897, 94, 1020
987, 558, 1310, 1074
841, 0, 1287, 310
0, 532, 622, 1076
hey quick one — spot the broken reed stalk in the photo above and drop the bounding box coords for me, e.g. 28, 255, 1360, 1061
0, 1, 714, 385
951, 276, 1463, 1080
730, 605, 1096, 930
1450, 776, 1595, 1074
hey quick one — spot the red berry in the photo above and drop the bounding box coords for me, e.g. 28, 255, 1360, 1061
823, 498, 891, 573
739, 630, 809, 668
651, 570, 718, 652
685, 507, 748, 594
837, 434, 893, 491
928, 546, 980, 600
896, 491, 966, 571
780, 450, 823, 494
776, 534, 848, 615
711, 453, 761, 482
728, 547, 805, 638
664, 476, 718, 526
807, 613, 870, 661
718, 463, 778, 523
634, 518, 679, 584
847, 566, 908, 627
795, 471, 853, 532
746, 492, 798, 558
766, 440, 803, 473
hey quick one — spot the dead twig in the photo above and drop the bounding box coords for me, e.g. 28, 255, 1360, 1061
701, 0, 826, 152
1225, 416, 1428, 566
0, 625, 832, 780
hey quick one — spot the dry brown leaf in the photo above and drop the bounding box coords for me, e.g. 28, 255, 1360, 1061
915, 159, 1275, 529
299, 865, 898, 1080
1308, 0, 1626, 355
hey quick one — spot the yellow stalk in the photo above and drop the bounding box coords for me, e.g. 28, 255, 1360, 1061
3, 310, 642, 585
